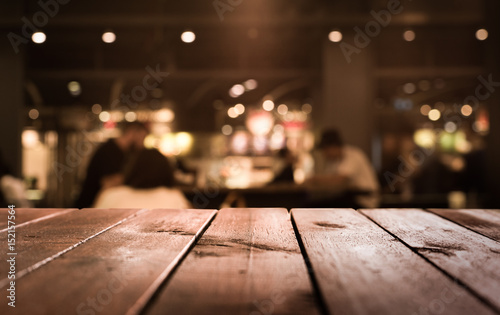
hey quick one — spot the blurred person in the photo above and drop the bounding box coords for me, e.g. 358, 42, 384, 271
305, 128, 380, 208
0, 149, 32, 207
73, 122, 148, 208
270, 148, 296, 183
93, 148, 191, 208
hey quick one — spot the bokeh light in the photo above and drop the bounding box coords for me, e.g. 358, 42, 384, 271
277, 104, 288, 115
29, 109, 39, 120
403, 30, 416, 42
67, 81, 81, 96
222, 125, 233, 135
228, 107, 239, 118
102, 31, 116, 43
428, 109, 441, 121
181, 31, 196, 43
420, 104, 431, 116
328, 31, 342, 42
99, 111, 110, 122
125, 111, 137, 122
461, 104, 473, 117
234, 103, 245, 115
92, 104, 102, 114
263, 100, 275, 111
32, 32, 46, 44
475, 28, 488, 41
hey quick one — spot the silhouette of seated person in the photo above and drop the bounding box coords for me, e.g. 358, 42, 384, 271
305, 128, 380, 208
74, 122, 148, 208
270, 148, 296, 184
93, 148, 191, 209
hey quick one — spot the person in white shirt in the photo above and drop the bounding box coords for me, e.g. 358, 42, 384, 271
93, 148, 191, 209
305, 128, 380, 208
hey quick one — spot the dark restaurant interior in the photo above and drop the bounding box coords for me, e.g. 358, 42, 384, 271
1, 0, 500, 210
2, 2, 500, 315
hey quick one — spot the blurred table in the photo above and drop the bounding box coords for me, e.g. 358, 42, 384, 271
0, 208, 499, 315
179, 183, 311, 208
179, 183, 364, 209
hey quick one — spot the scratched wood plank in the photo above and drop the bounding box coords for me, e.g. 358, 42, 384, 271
427, 209, 500, 242
146, 208, 320, 315
292, 208, 497, 315
361, 208, 500, 312
0, 209, 217, 315
0, 208, 142, 282
0, 208, 76, 231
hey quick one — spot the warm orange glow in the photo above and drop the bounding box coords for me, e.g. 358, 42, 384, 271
461, 104, 473, 117
328, 31, 342, 42
156, 108, 175, 123
475, 29, 488, 41
29, 109, 39, 120
420, 104, 431, 116
234, 104, 245, 115
246, 110, 274, 136
403, 30, 415, 42
228, 107, 239, 118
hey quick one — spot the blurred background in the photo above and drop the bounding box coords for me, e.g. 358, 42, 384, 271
1, 0, 499, 208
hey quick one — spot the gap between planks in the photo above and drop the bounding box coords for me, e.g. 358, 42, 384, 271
359, 209, 500, 314
0, 208, 148, 289
0, 208, 77, 233
126, 209, 218, 315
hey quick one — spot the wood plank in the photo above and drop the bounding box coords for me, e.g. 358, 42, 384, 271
0, 208, 76, 231
361, 208, 500, 312
292, 208, 497, 315
0, 209, 217, 315
427, 209, 500, 242
0, 208, 142, 285
146, 208, 320, 315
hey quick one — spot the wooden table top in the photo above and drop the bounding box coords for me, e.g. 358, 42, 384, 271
1, 208, 499, 315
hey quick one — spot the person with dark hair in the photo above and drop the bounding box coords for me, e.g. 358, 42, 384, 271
305, 128, 380, 208
73, 122, 149, 208
93, 149, 190, 208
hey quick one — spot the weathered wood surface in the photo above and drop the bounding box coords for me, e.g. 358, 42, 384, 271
427, 209, 500, 242
1, 207, 499, 315
292, 208, 496, 315
361, 208, 500, 312
0, 209, 217, 315
0, 208, 142, 286
0, 208, 75, 231
146, 208, 319, 315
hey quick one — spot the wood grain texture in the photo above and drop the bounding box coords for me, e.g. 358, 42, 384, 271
292, 208, 497, 315
0, 209, 217, 315
427, 209, 500, 242
0, 208, 142, 285
0, 208, 75, 231
146, 208, 319, 315
361, 208, 500, 312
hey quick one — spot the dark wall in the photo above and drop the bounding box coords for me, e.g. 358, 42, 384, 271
0, 2, 24, 177
485, 0, 500, 208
